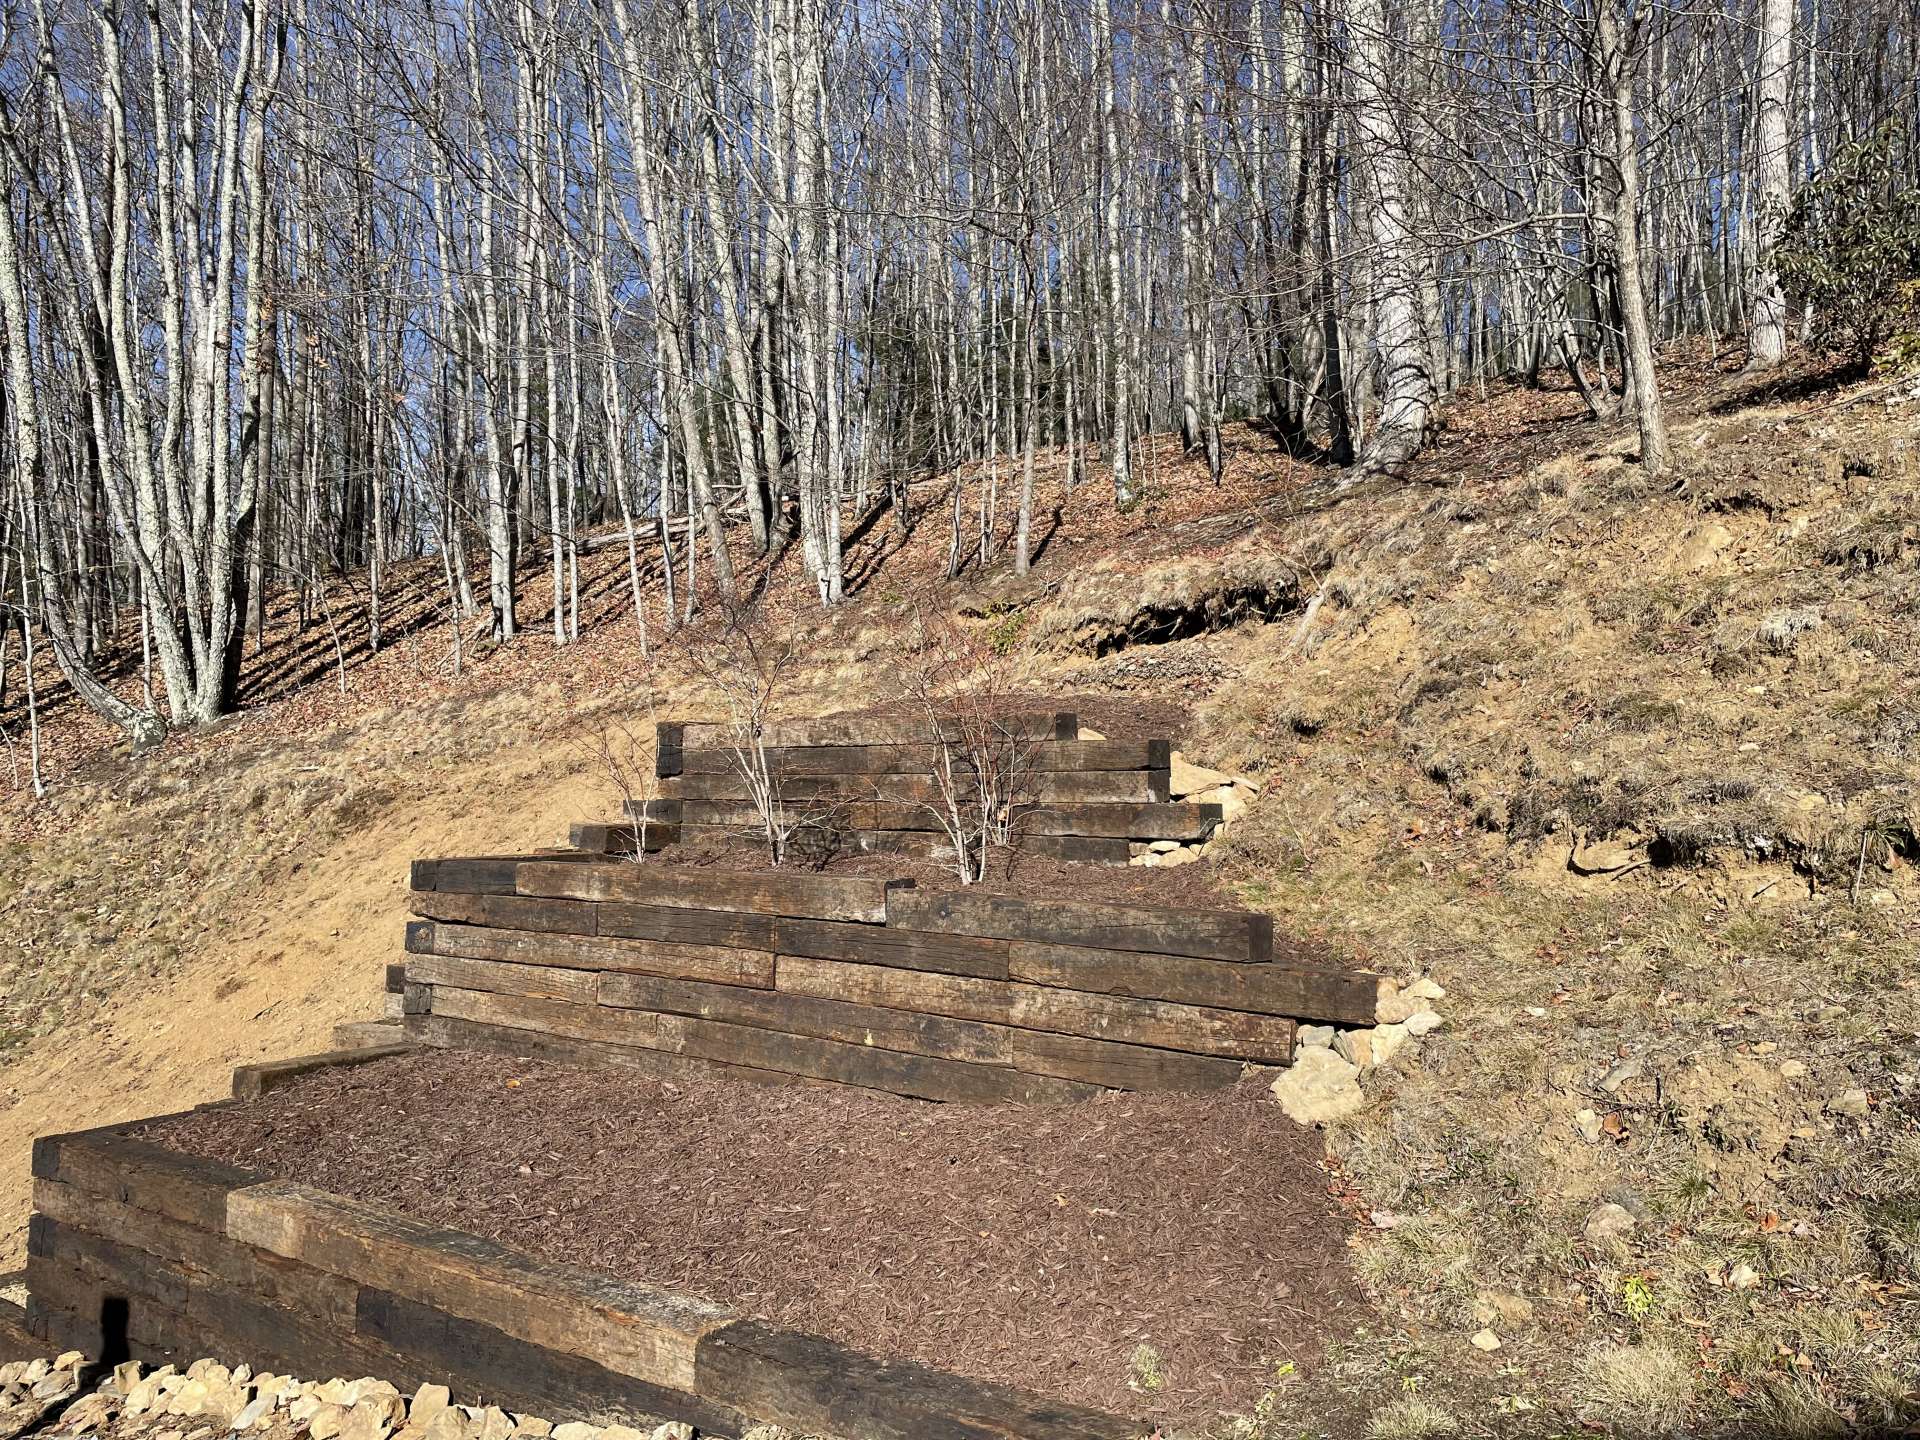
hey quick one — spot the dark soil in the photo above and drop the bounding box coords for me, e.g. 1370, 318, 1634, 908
628, 843, 1242, 908
142, 1051, 1362, 1424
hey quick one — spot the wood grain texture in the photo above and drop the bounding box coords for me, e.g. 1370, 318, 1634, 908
232, 1044, 414, 1101
518, 861, 907, 923
595, 901, 777, 950
598, 971, 1015, 1066
407, 954, 601, 1005
32, 1176, 359, 1324
408, 920, 775, 987
675, 712, 1076, 750
412, 855, 596, 895
774, 917, 1011, 979
428, 986, 663, 1048
1008, 941, 1381, 1027
695, 1318, 1146, 1440
659, 769, 1169, 805
888, 888, 1272, 963
775, 957, 1296, 1062
356, 1288, 749, 1436
34, 1131, 257, 1234
407, 892, 598, 935
677, 739, 1166, 778
226, 1180, 735, 1391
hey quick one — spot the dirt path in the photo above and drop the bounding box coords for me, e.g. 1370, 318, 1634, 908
0, 738, 607, 1270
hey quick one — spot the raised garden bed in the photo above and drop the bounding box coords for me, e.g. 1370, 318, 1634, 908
624, 712, 1231, 867
58, 1050, 1358, 1432
403, 854, 1382, 1101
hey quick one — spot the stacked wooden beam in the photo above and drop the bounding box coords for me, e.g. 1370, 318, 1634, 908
569, 713, 1226, 864
27, 1123, 1143, 1439
404, 857, 1383, 1099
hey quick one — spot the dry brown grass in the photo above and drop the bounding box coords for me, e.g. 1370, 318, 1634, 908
2, 356, 1916, 1437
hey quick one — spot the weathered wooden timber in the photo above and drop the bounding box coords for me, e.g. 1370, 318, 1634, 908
888, 888, 1274, 963
628, 797, 1222, 842
675, 739, 1168, 778
655, 768, 1172, 804
673, 711, 1078, 752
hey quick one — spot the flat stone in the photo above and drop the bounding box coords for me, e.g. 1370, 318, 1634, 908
1296, 1024, 1335, 1050
1574, 1108, 1603, 1144
1334, 1028, 1375, 1067
30, 1373, 76, 1404
509, 1420, 552, 1440
1376, 990, 1436, 1025
1827, 1088, 1870, 1119
1405, 1010, 1444, 1038
421, 1410, 473, 1440
475, 1408, 515, 1440
309, 1403, 350, 1440
230, 1397, 273, 1431
1373, 1022, 1412, 1064
648, 1426, 694, 1440
1472, 1291, 1535, 1327
1402, 978, 1446, 1001
1337, 1023, 1410, 1067
1269, 1046, 1365, 1126
1470, 1329, 1502, 1352
53, 1355, 86, 1375
1169, 752, 1233, 798
1585, 1202, 1637, 1245
166, 1381, 211, 1418
1598, 1057, 1645, 1093
408, 1388, 451, 1427
110, 1363, 145, 1397
550, 1426, 598, 1440
1779, 1060, 1808, 1080
1148, 839, 1181, 853
1158, 847, 1199, 867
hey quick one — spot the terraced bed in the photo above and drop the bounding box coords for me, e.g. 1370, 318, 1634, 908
135, 1049, 1360, 1427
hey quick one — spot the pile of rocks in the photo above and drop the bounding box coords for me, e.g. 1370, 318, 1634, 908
1129, 751, 1260, 868
1268, 977, 1449, 1126
0, 1357, 737, 1440
1, 1352, 89, 1436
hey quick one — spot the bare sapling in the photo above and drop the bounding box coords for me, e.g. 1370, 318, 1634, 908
681, 600, 810, 866
590, 706, 663, 861
890, 605, 1041, 885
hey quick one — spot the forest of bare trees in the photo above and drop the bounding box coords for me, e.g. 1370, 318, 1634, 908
1, 0, 1917, 745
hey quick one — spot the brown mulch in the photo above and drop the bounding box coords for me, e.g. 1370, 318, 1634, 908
141, 1052, 1363, 1424
630, 844, 1242, 909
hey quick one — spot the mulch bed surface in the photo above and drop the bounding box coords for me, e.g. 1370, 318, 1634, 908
142, 1051, 1361, 1424
638, 846, 1241, 909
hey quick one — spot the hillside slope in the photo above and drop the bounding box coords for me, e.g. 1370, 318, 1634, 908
2, 356, 1916, 1436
